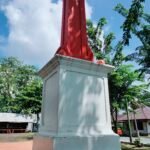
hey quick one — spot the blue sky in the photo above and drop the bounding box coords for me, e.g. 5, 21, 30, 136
0, 11, 9, 36
0, 0, 149, 66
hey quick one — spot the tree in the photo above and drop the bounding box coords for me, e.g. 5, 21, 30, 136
87, 18, 146, 139
0, 57, 42, 114
0, 57, 22, 112
114, 0, 150, 76
113, 0, 149, 142
87, 18, 115, 61
16, 79, 42, 127
140, 90, 150, 106
109, 65, 145, 136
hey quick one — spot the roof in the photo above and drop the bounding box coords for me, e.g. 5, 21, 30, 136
0, 113, 37, 123
118, 106, 150, 121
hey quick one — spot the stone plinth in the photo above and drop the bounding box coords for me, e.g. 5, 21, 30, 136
32, 55, 120, 150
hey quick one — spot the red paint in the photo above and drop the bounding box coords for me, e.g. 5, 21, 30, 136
97, 59, 105, 65
117, 128, 123, 135
56, 0, 94, 61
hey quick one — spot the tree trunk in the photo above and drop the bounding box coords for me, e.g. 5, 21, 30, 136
36, 113, 40, 131
125, 100, 133, 143
114, 107, 118, 133
111, 108, 116, 132
134, 112, 140, 140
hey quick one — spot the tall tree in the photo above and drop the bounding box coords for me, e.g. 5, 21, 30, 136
114, 0, 150, 76
87, 18, 146, 137
0, 57, 42, 113
87, 18, 115, 62
109, 65, 144, 135
0, 57, 22, 112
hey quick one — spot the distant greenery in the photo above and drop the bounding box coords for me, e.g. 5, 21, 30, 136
0, 57, 42, 119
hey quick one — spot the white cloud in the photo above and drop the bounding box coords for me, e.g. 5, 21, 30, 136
1, 0, 92, 66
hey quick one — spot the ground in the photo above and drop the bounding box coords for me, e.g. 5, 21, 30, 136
0, 141, 32, 150
0, 133, 150, 150
1, 140, 150, 150
0, 133, 33, 150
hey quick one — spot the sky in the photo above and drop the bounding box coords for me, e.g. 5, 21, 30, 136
0, 0, 149, 67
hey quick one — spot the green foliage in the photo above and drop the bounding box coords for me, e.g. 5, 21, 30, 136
16, 79, 42, 115
109, 65, 144, 117
0, 57, 42, 115
87, 17, 147, 133
140, 90, 150, 106
113, 0, 150, 137
114, 3, 128, 17
142, 13, 150, 23
87, 18, 115, 61
115, 0, 145, 45
115, 0, 150, 76
112, 41, 125, 67
134, 138, 143, 147
0, 57, 22, 112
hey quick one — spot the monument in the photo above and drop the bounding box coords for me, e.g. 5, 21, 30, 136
32, 0, 121, 150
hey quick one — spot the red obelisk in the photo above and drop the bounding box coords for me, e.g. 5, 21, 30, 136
56, 0, 94, 61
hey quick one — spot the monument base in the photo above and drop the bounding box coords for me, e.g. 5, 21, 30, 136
32, 134, 121, 150
33, 55, 121, 150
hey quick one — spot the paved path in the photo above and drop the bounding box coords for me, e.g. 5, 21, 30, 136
120, 137, 150, 144
0, 141, 32, 150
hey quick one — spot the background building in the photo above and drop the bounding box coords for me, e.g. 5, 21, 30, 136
118, 106, 150, 136
0, 113, 37, 133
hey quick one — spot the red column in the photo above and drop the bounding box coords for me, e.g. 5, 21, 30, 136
56, 0, 94, 61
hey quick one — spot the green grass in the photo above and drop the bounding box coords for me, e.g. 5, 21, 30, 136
121, 143, 150, 150
0, 133, 35, 142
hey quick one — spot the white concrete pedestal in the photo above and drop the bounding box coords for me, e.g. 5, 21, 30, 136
32, 55, 120, 150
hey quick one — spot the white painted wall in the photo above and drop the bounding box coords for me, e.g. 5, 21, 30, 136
59, 69, 110, 136
42, 69, 59, 133
130, 121, 148, 135
26, 122, 33, 131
